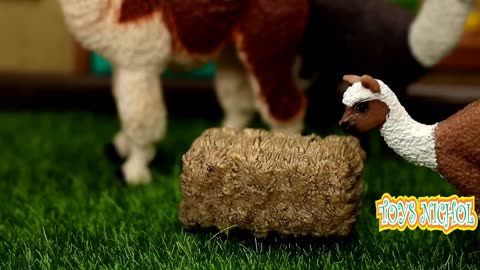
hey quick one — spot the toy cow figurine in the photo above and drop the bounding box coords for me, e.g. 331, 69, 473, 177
57, 0, 473, 184
339, 74, 480, 211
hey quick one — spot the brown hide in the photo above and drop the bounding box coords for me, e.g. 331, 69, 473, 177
436, 100, 480, 209
235, 0, 309, 121
165, 0, 246, 55
119, 0, 162, 22
120, 0, 246, 55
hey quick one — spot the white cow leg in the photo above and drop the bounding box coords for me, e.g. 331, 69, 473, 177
112, 66, 167, 185
215, 48, 256, 130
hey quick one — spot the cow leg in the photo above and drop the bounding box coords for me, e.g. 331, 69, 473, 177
234, 0, 309, 134
112, 67, 167, 185
215, 47, 256, 130
112, 131, 130, 159
235, 50, 307, 134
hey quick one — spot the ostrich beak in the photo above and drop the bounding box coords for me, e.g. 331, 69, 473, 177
339, 108, 356, 134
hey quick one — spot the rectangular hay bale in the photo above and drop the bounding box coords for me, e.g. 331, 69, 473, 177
179, 128, 366, 238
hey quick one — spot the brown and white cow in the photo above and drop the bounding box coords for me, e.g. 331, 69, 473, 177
58, 0, 473, 184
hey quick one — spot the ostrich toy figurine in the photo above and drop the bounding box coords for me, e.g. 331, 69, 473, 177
57, 0, 473, 185
339, 74, 480, 211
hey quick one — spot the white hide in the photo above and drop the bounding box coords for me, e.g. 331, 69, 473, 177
60, 0, 172, 69
409, 0, 474, 67
343, 81, 438, 170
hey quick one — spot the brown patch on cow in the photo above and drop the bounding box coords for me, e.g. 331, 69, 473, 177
339, 100, 390, 133
360, 75, 380, 93
343, 75, 361, 85
163, 0, 246, 55
435, 100, 480, 210
234, 0, 310, 122
119, 0, 163, 22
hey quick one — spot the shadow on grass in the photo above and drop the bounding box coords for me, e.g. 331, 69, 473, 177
103, 142, 183, 183
181, 225, 358, 251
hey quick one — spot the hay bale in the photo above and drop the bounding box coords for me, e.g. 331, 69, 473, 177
179, 128, 366, 238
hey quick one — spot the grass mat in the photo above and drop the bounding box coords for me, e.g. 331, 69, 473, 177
0, 111, 478, 269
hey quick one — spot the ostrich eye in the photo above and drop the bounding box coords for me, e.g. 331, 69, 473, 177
355, 102, 368, 113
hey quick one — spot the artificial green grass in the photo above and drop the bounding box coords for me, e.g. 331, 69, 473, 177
0, 111, 479, 269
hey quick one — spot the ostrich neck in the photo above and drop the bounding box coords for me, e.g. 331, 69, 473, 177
380, 99, 438, 170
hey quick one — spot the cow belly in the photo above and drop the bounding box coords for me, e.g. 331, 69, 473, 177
164, 0, 246, 55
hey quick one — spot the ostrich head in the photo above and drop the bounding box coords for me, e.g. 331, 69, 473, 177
339, 75, 391, 134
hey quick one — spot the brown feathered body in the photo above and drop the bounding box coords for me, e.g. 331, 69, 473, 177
436, 100, 480, 210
